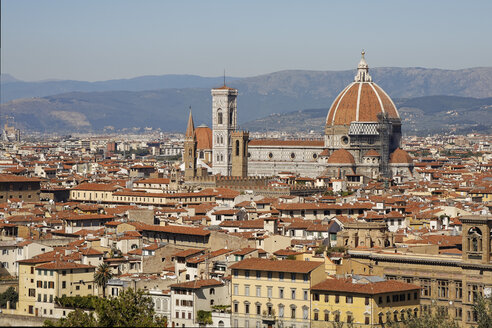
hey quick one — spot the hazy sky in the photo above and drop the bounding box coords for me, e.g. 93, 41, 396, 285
2, 0, 491, 82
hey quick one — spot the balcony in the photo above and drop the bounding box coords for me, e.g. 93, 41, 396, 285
262, 310, 276, 322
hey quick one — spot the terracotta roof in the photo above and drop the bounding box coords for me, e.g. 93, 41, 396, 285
364, 149, 380, 157
0, 174, 42, 183
312, 278, 419, 295
195, 126, 212, 150
327, 149, 355, 164
142, 224, 210, 236
170, 279, 223, 289
230, 258, 323, 273
326, 81, 399, 126
390, 148, 413, 164
72, 183, 119, 191
36, 261, 95, 270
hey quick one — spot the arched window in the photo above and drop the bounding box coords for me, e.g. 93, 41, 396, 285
220, 136, 224, 144
235, 140, 240, 156
210, 288, 215, 295
229, 109, 234, 125
217, 110, 223, 125
468, 227, 482, 252
218, 321, 224, 328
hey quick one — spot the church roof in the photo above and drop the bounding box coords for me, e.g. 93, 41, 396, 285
195, 126, 212, 150
248, 139, 324, 147
326, 52, 400, 126
390, 148, 413, 164
185, 110, 195, 138
327, 149, 355, 164
364, 149, 380, 157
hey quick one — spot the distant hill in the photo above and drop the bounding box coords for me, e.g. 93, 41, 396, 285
1, 67, 491, 134
242, 96, 492, 135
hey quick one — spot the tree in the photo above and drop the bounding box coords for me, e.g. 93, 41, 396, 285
385, 306, 459, 328
44, 288, 166, 328
94, 263, 113, 298
44, 309, 97, 327
474, 296, 492, 328
96, 288, 166, 327
0, 286, 18, 309
196, 310, 213, 326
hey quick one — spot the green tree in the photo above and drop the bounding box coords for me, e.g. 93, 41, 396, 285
94, 263, 113, 298
385, 307, 459, 328
96, 288, 166, 327
0, 286, 18, 309
474, 296, 492, 328
44, 309, 97, 327
44, 288, 166, 328
196, 310, 213, 326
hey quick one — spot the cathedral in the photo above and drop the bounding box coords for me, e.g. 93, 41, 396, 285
183, 52, 413, 181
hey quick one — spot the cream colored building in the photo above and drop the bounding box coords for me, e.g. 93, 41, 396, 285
230, 258, 325, 328
17, 259, 96, 318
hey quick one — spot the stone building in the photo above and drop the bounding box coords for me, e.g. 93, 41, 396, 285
0, 174, 41, 202
343, 215, 492, 327
183, 52, 414, 181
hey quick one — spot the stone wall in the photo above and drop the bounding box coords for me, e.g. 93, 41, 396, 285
0, 314, 45, 327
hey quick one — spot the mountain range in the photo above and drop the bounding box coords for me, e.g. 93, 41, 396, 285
1, 67, 491, 134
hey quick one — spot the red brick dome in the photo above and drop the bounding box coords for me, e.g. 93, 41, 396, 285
390, 148, 413, 164
327, 149, 355, 164
326, 52, 400, 126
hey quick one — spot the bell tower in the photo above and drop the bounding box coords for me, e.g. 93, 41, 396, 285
231, 131, 249, 177
461, 215, 492, 264
212, 84, 238, 176
184, 109, 197, 179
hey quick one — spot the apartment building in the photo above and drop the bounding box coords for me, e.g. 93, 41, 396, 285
311, 277, 420, 327
17, 259, 96, 318
230, 258, 325, 328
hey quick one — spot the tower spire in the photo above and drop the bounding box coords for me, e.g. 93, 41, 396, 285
185, 106, 195, 138
354, 50, 372, 82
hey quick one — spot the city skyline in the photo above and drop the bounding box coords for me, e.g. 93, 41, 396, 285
2, 0, 491, 82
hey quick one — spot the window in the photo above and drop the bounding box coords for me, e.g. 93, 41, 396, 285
314, 312, 319, 321
421, 279, 431, 297
335, 295, 339, 303
303, 290, 308, 301
291, 307, 296, 319
334, 312, 340, 322
279, 305, 284, 318
217, 111, 223, 125
28, 289, 35, 297
366, 297, 370, 305
303, 274, 308, 282
267, 287, 272, 298
256, 271, 261, 279
365, 315, 370, 324
255, 286, 260, 297
291, 273, 296, 282
245, 270, 250, 279
233, 269, 238, 277
303, 307, 308, 320
245, 285, 250, 296
245, 303, 249, 314
456, 281, 463, 299
313, 293, 319, 301
438, 280, 449, 299
279, 288, 284, 299
233, 284, 238, 295
267, 271, 272, 280
346, 296, 353, 304
291, 289, 296, 299
347, 313, 353, 323
325, 294, 329, 302
279, 272, 284, 281
324, 312, 329, 321
76, 285, 80, 291
256, 304, 261, 315
234, 303, 238, 313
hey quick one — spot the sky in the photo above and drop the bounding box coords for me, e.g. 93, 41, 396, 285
1, 0, 491, 82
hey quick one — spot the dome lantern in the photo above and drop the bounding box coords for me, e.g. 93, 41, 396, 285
355, 50, 372, 82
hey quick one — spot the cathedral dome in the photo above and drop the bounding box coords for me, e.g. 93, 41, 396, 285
389, 148, 413, 164
326, 52, 400, 126
327, 149, 355, 164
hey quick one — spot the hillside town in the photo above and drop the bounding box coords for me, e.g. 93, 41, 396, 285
0, 51, 491, 327
0, 117, 490, 328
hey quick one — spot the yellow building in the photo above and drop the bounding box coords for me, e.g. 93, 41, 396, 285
17, 259, 96, 318
311, 277, 420, 327
230, 258, 326, 328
